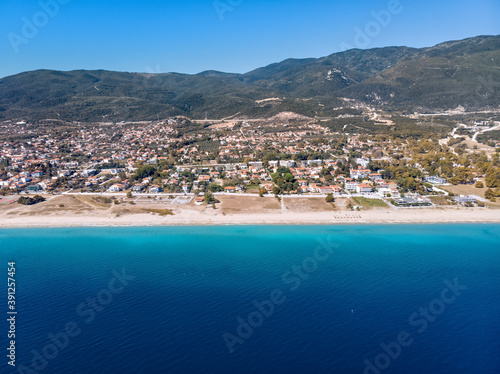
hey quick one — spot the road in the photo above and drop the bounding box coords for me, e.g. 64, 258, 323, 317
450, 124, 467, 137
472, 122, 500, 142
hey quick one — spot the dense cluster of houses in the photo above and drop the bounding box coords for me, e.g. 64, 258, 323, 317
0, 119, 454, 201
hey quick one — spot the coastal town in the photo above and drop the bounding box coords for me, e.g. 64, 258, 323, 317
2, 1, 500, 371
0, 112, 499, 225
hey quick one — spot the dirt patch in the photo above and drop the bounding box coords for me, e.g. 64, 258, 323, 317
441, 184, 486, 198
284, 197, 335, 213
76, 195, 114, 209
218, 195, 280, 214
350, 196, 389, 210
141, 208, 174, 216
3, 195, 96, 217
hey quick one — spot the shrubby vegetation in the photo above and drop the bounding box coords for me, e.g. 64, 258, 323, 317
131, 164, 157, 181
485, 168, 500, 188
17, 195, 45, 205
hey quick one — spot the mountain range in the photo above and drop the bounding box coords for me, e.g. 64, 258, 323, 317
1, 35, 499, 122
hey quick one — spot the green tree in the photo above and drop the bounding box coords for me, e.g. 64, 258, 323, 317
271, 173, 280, 182
485, 188, 500, 200
204, 191, 213, 205
208, 184, 223, 192
485, 168, 500, 188
133, 165, 157, 181
284, 173, 294, 183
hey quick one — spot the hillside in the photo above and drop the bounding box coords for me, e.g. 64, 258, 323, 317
0, 35, 499, 122
340, 36, 500, 110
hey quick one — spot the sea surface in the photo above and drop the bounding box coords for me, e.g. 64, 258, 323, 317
0, 224, 499, 374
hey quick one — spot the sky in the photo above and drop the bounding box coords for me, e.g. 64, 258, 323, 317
1, 0, 499, 78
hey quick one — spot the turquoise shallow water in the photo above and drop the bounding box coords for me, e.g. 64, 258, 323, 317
0, 224, 499, 373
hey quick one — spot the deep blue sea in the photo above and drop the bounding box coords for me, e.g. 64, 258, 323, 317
1, 224, 499, 374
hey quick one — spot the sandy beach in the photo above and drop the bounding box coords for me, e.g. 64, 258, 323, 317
0, 194, 499, 228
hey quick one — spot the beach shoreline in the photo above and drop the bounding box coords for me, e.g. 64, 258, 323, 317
1, 208, 499, 228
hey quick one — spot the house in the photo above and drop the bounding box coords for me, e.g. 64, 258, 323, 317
279, 160, 296, 168
390, 189, 401, 198
356, 183, 373, 194
224, 186, 236, 193
356, 157, 370, 168
108, 184, 124, 192
308, 183, 320, 193
27, 184, 42, 192
350, 168, 370, 180
393, 195, 431, 207
344, 181, 358, 192
318, 187, 333, 194
307, 160, 323, 166
249, 161, 263, 168
149, 185, 163, 194
376, 184, 393, 197
454, 195, 477, 205
197, 175, 211, 182
331, 185, 342, 194
81, 169, 97, 177
194, 196, 204, 205
133, 184, 144, 192
369, 173, 383, 182
260, 183, 273, 191
424, 176, 447, 185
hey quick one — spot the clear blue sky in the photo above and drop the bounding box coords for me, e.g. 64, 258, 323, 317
1, 0, 499, 78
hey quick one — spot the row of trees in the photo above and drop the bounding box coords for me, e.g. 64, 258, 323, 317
485, 188, 500, 202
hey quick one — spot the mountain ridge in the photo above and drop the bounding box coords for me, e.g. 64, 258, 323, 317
1, 35, 499, 122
